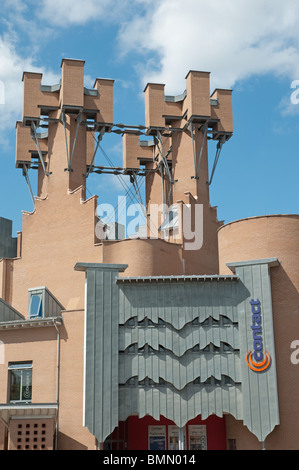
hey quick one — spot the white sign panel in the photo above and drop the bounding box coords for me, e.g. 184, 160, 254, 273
188, 425, 207, 450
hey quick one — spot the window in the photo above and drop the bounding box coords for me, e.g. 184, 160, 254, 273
228, 438, 237, 450
28, 294, 43, 318
27, 286, 64, 319
9, 362, 32, 402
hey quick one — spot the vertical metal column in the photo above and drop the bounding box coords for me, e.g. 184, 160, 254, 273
178, 427, 185, 450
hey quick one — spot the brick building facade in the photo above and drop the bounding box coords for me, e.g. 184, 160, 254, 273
0, 59, 298, 450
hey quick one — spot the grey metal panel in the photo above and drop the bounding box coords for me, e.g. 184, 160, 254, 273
44, 288, 64, 318
119, 322, 239, 354
81, 260, 279, 444
0, 217, 17, 259
83, 265, 123, 444
119, 352, 241, 387
0, 298, 24, 322
40, 83, 61, 93
236, 262, 280, 442
227, 258, 279, 272
118, 280, 243, 327
116, 278, 245, 430
118, 383, 243, 426
164, 89, 187, 103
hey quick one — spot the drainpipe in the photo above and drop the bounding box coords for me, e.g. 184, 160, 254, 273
53, 319, 60, 450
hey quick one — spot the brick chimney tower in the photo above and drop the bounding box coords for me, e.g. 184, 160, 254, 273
16, 59, 114, 201
122, 70, 233, 274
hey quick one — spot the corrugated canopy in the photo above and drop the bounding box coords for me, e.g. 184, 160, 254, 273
0, 403, 58, 428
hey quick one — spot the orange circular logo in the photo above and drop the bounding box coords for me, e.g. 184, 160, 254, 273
246, 350, 271, 372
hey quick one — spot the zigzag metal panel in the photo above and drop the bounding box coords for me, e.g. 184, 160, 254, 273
119, 351, 241, 386
119, 321, 240, 354
118, 383, 243, 425
118, 278, 241, 326
117, 277, 243, 429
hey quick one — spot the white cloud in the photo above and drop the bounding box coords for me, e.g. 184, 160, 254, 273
38, 0, 107, 26
38, 0, 131, 27
119, 0, 299, 94
0, 37, 59, 148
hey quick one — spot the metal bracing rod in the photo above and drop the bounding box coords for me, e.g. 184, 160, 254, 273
190, 121, 208, 180
131, 171, 147, 219
98, 143, 142, 212
160, 162, 166, 222
22, 165, 35, 205
167, 179, 173, 207
85, 128, 105, 179
195, 122, 208, 179
156, 131, 173, 184
31, 121, 51, 177
155, 131, 177, 209
68, 111, 82, 171
190, 122, 197, 177
208, 136, 226, 186
61, 111, 70, 169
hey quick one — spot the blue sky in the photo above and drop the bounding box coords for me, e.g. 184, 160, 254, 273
0, 0, 298, 236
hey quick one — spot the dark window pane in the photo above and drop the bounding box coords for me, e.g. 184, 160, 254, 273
29, 295, 42, 318
10, 370, 21, 401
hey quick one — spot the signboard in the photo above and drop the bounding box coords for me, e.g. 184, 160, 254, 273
188, 425, 207, 450
227, 260, 280, 442
148, 426, 166, 450
246, 299, 271, 372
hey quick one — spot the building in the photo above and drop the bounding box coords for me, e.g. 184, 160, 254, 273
0, 58, 298, 451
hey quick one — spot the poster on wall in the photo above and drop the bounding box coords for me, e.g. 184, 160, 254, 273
168, 425, 186, 450
148, 426, 166, 450
188, 425, 207, 450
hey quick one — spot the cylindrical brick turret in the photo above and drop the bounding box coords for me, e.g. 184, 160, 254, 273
218, 214, 299, 449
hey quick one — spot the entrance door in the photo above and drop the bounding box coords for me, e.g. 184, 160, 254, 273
103, 420, 129, 450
